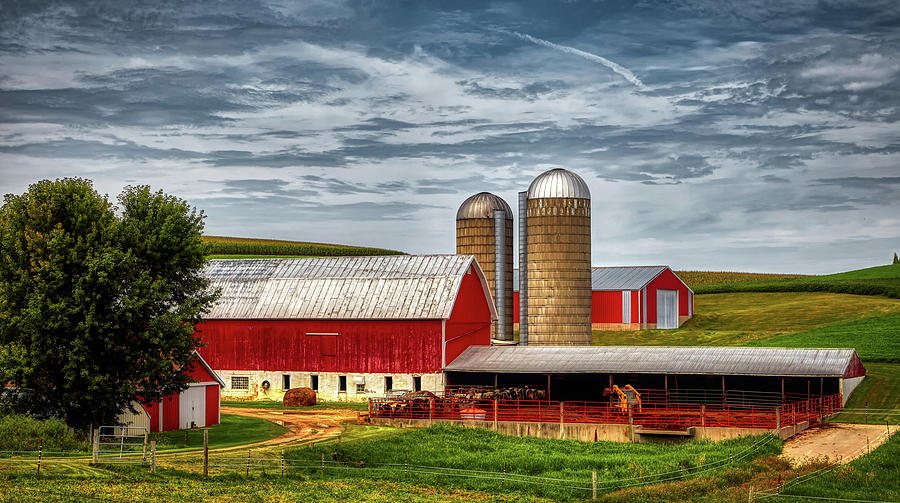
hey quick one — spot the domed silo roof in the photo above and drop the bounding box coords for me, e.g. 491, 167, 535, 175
527, 168, 590, 199
456, 192, 513, 220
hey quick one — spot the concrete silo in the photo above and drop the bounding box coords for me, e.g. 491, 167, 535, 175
522, 169, 591, 345
456, 192, 514, 341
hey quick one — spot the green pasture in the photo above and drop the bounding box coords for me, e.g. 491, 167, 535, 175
690, 263, 900, 298
286, 424, 781, 501
593, 291, 900, 347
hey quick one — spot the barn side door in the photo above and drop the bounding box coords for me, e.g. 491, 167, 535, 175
656, 290, 678, 329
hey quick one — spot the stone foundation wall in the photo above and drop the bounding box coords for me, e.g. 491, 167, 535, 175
216, 370, 443, 402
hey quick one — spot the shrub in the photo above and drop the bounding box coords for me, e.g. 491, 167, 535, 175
0, 414, 88, 453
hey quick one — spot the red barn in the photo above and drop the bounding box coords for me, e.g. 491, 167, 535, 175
514, 266, 693, 330
196, 255, 496, 401
119, 351, 224, 432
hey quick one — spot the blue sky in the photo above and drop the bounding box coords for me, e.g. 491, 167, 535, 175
1, 0, 898, 274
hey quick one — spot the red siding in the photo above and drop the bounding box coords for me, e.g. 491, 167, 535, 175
162, 394, 179, 431
592, 291, 623, 323
139, 398, 160, 433
185, 360, 219, 384
646, 268, 692, 324
844, 353, 866, 379
205, 385, 220, 427
513, 291, 520, 321
197, 319, 445, 374
444, 266, 492, 365
632, 291, 641, 323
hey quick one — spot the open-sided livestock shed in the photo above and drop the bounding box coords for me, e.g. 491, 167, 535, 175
196, 255, 496, 401
444, 345, 865, 406
513, 266, 693, 330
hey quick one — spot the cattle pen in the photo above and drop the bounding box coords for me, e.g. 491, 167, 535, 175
368, 390, 843, 442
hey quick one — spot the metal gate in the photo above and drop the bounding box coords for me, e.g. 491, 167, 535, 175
656, 289, 678, 329
97, 426, 148, 463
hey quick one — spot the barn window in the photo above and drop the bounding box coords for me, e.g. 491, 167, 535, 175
339, 375, 347, 393
384, 376, 393, 391
231, 376, 249, 390
310, 375, 319, 391
354, 376, 365, 393
413, 376, 422, 392
282, 374, 291, 390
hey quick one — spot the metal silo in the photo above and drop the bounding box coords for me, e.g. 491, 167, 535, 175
456, 192, 514, 341
525, 169, 591, 345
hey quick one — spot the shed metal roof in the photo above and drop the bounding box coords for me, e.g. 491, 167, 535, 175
513, 266, 677, 292
444, 346, 860, 377
203, 255, 496, 321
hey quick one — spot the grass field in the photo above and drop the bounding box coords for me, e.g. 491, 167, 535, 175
286, 424, 781, 501
751, 312, 900, 362
688, 263, 900, 298
202, 235, 403, 257
831, 363, 900, 423
593, 292, 900, 347
152, 414, 287, 451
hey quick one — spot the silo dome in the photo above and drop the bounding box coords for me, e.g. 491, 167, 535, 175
527, 168, 590, 199
456, 192, 513, 220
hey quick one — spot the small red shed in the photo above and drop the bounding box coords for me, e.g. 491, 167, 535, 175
513, 266, 693, 330
135, 351, 224, 432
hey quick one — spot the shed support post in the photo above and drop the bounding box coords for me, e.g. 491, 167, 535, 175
547, 374, 551, 401
781, 378, 785, 405
776, 407, 781, 432
664, 375, 669, 406
722, 376, 726, 405
701, 405, 706, 428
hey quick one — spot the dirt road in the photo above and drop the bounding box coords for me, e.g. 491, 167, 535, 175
216, 406, 360, 450
781, 422, 895, 465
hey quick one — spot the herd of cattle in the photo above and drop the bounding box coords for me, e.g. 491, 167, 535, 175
371, 386, 549, 418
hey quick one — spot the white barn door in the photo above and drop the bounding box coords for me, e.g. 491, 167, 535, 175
656, 290, 678, 329
180, 386, 206, 429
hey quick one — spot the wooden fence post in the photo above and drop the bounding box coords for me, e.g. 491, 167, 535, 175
246, 449, 251, 477
203, 430, 209, 477
37, 440, 43, 475
559, 402, 565, 439
142, 430, 148, 462
592, 471, 597, 500
493, 399, 498, 431
320, 451, 324, 478
92, 428, 100, 464
150, 441, 156, 474
628, 404, 634, 442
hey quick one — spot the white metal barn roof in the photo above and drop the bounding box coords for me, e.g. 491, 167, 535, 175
513, 266, 686, 292
204, 255, 497, 321
445, 346, 861, 377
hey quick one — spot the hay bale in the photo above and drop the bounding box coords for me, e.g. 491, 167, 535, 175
283, 387, 317, 407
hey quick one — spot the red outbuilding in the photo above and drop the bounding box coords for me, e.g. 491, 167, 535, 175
196, 255, 496, 401
119, 351, 224, 432
514, 266, 693, 330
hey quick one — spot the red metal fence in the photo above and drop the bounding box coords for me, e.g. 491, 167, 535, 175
369, 392, 842, 431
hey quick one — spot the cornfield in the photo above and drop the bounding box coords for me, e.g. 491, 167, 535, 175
675, 271, 806, 288
202, 236, 404, 257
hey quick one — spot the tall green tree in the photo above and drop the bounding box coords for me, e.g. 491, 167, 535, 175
0, 179, 218, 429
894, 252, 899, 264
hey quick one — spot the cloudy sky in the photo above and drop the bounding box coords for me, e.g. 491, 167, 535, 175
1, 1, 898, 274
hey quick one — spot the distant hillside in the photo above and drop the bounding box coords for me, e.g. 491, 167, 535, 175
686, 263, 900, 298
203, 236, 405, 258
675, 270, 807, 287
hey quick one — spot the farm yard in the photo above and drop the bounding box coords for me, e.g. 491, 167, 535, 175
1, 263, 898, 501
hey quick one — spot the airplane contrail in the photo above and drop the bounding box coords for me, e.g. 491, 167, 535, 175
511, 31, 647, 91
